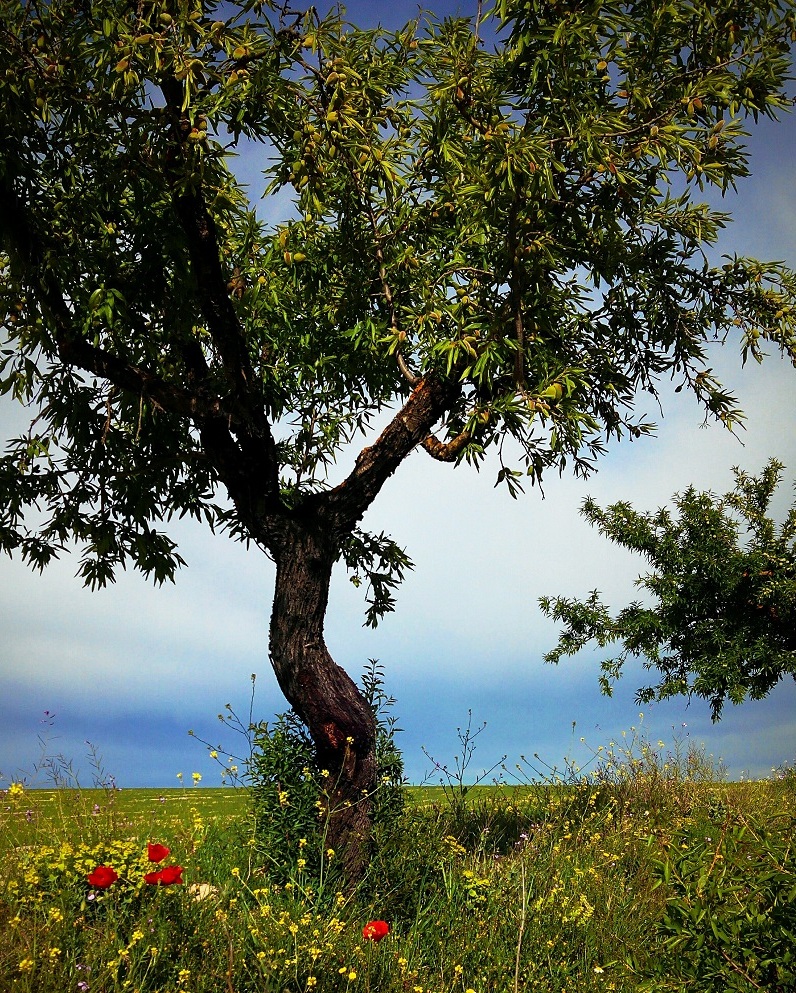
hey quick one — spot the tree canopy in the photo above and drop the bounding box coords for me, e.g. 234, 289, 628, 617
1, 0, 796, 873
540, 460, 796, 718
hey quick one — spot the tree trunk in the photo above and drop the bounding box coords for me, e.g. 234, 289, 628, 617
268, 519, 377, 884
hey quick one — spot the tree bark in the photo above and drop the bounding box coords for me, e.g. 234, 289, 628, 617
268, 519, 377, 884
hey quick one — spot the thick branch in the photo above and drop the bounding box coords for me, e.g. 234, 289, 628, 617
318, 372, 459, 529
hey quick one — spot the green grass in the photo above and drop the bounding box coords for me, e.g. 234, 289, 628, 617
1, 787, 247, 855
2, 752, 795, 993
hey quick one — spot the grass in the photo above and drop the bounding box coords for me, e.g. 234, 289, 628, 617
2, 739, 795, 993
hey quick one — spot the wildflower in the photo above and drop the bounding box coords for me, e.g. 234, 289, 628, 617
307, 978, 317, 988
594, 965, 605, 974
145, 865, 183, 885
178, 969, 191, 983
8, 782, 25, 798
25, 808, 34, 821
348, 972, 357, 981
18, 958, 34, 972
87, 865, 118, 889
210, 750, 218, 759
231, 867, 241, 878
77, 983, 89, 992
362, 920, 389, 942
147, 843, 170, 863
192, 772, 202, 784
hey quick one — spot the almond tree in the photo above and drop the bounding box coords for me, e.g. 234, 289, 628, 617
540, 460, 796, 719
1, 0, 795, 878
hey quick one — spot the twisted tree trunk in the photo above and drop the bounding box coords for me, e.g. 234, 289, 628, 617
268, 520, 377, 883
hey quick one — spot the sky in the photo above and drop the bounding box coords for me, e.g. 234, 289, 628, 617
2, 2, 796, 790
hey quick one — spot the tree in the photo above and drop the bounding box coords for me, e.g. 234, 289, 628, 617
1, 0, 795, 878
540, 460, 796, 719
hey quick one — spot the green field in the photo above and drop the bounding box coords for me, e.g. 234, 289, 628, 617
2, 764, 795, 993
0, 787, 248, 855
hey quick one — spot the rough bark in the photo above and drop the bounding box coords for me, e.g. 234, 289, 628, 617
268, 520, 377, 884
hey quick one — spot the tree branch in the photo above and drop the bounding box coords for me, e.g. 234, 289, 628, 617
421, 430, 471, 462
318, 372, 459, 529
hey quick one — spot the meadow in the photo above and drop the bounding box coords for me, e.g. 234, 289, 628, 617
2, 734, 795, 993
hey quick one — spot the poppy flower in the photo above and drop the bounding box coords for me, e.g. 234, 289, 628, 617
87, 865, 118, 889
362, 920, 389, 942
147, 842, 170, 863
145, 864, 183, 885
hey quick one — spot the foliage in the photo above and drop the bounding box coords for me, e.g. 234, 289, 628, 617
541, 460, 796, 717
641, 809, 796, 992
0, 0, 795, 591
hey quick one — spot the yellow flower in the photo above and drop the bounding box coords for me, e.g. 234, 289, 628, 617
348, 971, 357, 981
306, 978, 317, 988
18, 958, 34, 972
210, 750, 218, 759
192, 772, 202, 784
231, 867, 241, 878
179, 968, 191, 983
8, 782, 25, 798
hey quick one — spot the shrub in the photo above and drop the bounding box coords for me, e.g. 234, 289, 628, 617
248, 660, 405, 888
640, 809, 796, 991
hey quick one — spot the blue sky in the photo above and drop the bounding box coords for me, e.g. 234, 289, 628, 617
2, 2, 795, 789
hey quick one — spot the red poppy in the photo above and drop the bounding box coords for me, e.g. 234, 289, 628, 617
145, 864, 183, 886
147, 842, 170, 863
87, 865, 118, 889
362, 920, 389, 942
